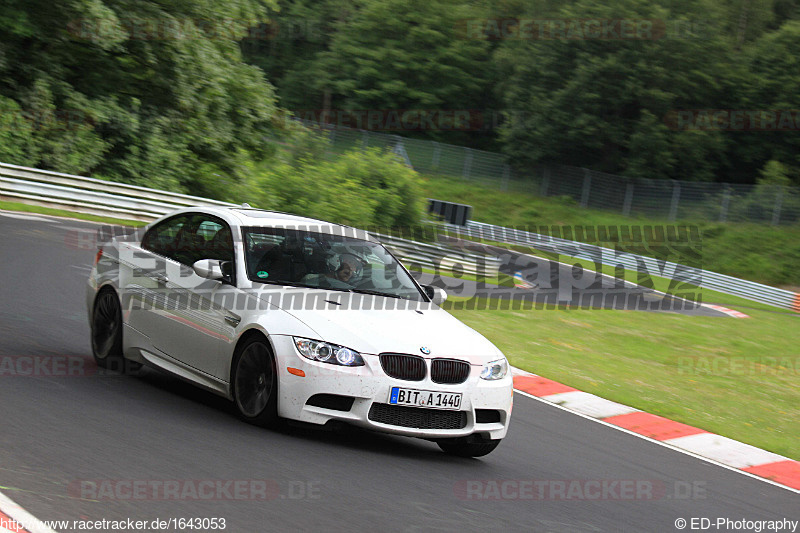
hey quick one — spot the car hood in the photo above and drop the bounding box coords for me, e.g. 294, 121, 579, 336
250, 287, 503, 364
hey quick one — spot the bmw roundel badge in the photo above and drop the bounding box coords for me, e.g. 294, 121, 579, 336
420, 347, 431, 355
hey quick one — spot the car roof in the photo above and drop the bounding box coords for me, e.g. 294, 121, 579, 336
184, 206, 377, 241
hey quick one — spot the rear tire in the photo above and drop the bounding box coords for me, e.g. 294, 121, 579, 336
231, 337, 279, 427
437, 438, 501, 458
91, 289, 141, 373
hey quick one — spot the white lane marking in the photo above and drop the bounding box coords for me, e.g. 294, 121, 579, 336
663, 433, 788, 469
59, 226, 102, 233
540, 390, 640, 419
0, 490, 58, 533
512, 389, 800, 495
69, 265, 92, 275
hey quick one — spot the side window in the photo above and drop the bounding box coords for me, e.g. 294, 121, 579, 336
141, 215, 189, 259
198, 220, 223, 241
195, 219, 234, 265
142, 214, 233, 270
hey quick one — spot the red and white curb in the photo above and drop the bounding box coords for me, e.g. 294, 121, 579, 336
512, 367, 800, 492
0, 491, 56, 533
701, 304, 750, 318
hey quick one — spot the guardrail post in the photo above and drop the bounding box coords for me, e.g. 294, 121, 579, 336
462, 147, 473, 179
580, 169, 592, 208
772, 185, 784, 225
669, 180, 681, 222
540, 166, 550, 196
622, 180, 634, 216
719, 185, 730, 222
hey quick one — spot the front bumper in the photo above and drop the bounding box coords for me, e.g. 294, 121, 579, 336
270, 335, 513, 440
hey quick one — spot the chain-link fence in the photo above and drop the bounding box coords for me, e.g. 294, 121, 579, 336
534, 165, 800, 225
298, 119, 800, 225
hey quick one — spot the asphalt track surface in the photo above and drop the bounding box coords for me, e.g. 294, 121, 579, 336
0, 212, 796, 532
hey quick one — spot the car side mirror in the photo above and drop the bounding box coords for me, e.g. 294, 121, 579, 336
193, 259, 225, 281
423, 285, 447, 305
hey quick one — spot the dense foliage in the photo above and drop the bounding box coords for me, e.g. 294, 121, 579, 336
250, 130, 424, 227
2, 0, 800, 199
246, 0, 800, 185
1, 0, 279, 196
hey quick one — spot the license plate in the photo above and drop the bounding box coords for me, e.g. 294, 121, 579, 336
389, 387, 462, 410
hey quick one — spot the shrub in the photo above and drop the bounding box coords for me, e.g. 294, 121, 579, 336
252, 146, 424, 228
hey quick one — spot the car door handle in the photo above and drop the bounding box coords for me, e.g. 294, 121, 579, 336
224, 315, 241, 327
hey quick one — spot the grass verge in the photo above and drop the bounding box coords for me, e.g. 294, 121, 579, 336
439, 240, 798, 458
0, 200, 147, 227
443, 297, 799, 460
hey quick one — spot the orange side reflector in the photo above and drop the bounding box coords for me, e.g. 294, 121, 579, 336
287, 367, 305, 377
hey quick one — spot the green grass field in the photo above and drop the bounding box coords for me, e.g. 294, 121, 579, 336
448, 302, 799, 460
435, 232, 799, 459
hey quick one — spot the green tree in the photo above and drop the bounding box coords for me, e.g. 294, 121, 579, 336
312, 0, 495, 146
736, 20, 800, 185
0, 0, 279, 197
242, 0, 355, 112
497, 0, 737, 181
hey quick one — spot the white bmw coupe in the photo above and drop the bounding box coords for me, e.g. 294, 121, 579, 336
87, 206, 512, 457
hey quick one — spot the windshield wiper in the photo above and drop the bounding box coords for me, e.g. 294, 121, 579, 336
256, 280, 318, 289
347, 288, 406, 300
256, 280, 409, 300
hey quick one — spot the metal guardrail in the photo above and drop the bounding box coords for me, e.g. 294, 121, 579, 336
0, 162, 236, 221
447, 220, 799, 311
0, 162, 499, 278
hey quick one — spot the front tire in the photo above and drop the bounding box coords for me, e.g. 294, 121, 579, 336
437, 438, 501, 458
91, 289, 139, 373
231, 337, 279, 427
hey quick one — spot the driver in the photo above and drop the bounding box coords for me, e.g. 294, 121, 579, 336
331, 253, 362, 284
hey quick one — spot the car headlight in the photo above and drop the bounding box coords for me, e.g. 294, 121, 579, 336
480, 358, 508, 380
293, 337, 365, 367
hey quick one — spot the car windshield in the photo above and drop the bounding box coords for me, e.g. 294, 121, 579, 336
242, 226, 425, 301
